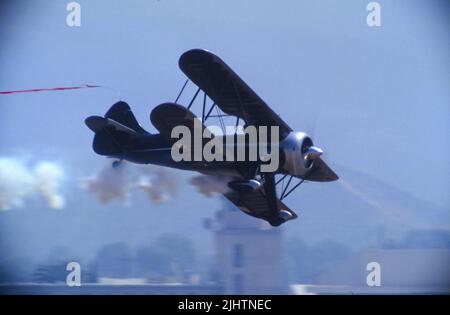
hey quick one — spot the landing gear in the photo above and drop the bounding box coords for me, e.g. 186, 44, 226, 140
268, 216, 284, 227
268, 210, 296, 226
228, 179, 263, 194
112, 160, 122, 168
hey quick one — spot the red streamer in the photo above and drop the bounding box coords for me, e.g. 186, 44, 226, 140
0, 84, 100, 95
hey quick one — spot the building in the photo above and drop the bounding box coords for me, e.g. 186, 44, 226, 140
207, 202, 285, 294
1, 202, 286, 295
291, 249, 450, 294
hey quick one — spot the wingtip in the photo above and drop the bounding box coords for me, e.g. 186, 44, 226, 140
85, 115, 107, 133
179, 48, 218, 70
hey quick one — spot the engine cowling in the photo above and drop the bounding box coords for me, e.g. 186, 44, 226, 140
280, 131, 322, 177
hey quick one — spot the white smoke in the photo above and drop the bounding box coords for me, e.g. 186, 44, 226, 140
189, 174, 232, 197
0, 158, 65, 210
81, 161, 177, 205
34, 162, 65, 209
136, 168, 177, 203
80, 162, 133, 204
0, 156, 237, 211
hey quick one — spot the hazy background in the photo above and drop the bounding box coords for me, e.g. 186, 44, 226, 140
0, 0, 449, 292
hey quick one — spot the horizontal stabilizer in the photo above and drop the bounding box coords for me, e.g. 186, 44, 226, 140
85, 116, 137, 135
85, 115, 108, 133
85, 115, 141, 157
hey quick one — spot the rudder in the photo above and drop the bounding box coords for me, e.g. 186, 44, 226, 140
105, 101, 149, 134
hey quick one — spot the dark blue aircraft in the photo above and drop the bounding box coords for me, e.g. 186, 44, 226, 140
85, 49, 338, 226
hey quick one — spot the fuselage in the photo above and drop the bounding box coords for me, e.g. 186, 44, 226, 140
102, 131, 315, 180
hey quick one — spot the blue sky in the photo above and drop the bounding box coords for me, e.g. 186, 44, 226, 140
1, 0, 448, 206
0, 0, 449, 272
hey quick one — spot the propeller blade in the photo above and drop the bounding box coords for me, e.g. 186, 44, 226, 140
305, 146, 323, 160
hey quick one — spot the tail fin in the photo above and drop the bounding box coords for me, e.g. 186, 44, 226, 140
85, 101, 148, 156
104, 101, 149, 134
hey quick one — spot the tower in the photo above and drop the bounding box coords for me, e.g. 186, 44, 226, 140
207, 199, 284, 294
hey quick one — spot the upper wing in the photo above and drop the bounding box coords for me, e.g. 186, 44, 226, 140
179, 49, 293, 139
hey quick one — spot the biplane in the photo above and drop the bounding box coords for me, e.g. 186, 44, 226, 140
85, 49, 338, 226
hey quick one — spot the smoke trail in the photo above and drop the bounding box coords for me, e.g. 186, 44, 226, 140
0, 158, 65, 210
0, 158, 34, 210
81, 162, 177, 205
189, 174, 232, 197
34, 162, 65, 209
136, 168, 177, 203
80, 162, 134, 205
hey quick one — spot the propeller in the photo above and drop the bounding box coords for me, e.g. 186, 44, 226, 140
305, 146, 323, 160
303, 114, 333, 168
303, 145, 321, 169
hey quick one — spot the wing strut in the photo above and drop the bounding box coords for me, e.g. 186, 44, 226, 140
276, 174, 288, 186
204, 102, 216, 120
232, 81, 248, 125
187, 87, 201, 109
174, 79, 240, 135
201, 91, 207, 122
175, 79, 189, 103
280, 177, 306, 200
278, 168, 318, 200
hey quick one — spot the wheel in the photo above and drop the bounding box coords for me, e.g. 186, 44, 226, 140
112, 160, 122, 168
268, 217, 284, 227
